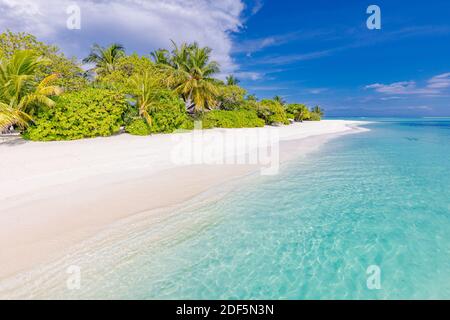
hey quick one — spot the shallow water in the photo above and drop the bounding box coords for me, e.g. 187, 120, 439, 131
3, 119, 450, 299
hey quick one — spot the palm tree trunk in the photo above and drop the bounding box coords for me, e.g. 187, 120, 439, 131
185, 91, 195, 114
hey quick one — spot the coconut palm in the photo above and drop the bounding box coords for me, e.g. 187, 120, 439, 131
273, 95, 286, 106
153, 41, 220, 112
128, 71, 165, 126
150, 49, 170, 65
311, 105, 324, 116
226, 75, 240, 86
83, 43, 125, 77
0, 50, 62, 130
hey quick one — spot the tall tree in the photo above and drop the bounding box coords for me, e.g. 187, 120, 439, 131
273, 95, 286, 106
311, 105, 324, 116
83, 43, 126, 77
128, 71, 165, 126
153, 41, 220, 112
150, 49, 170, 65
0, 50, 62, 130
226, 75, 240, 86
0, 30, 87, 92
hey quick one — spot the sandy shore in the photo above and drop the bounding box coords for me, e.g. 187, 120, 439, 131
0, 120, 368, 281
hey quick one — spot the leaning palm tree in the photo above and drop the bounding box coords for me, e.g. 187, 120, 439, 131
154, 41, 220, 112
226, 75, 240, 86
0, 50, 62, 130
82, 43, 125, 77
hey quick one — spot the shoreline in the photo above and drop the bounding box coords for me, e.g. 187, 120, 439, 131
0, 120, 369, 283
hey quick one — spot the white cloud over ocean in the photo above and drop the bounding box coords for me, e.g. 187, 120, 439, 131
0, 0, 246, 74
366, 73, 450, 96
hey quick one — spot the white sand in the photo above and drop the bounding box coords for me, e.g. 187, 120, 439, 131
0, 120, 367, 280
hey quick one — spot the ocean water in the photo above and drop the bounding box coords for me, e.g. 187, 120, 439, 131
3, 119, 450, 299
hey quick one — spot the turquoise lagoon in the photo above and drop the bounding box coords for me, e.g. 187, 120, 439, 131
10, 119, 450, 299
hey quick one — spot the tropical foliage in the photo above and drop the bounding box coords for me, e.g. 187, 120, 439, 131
216, 85, 247, 110
256, 99, 290, 125
201, 110, 265, 129
83, 43, 126, 77
226, 75, 239, 86
0, 31, 324, 140
125, 118, 152, 136
0, 30, 87, 92
273, 95, 286, 106
311, 105, 324, 117
23, 88, 127, 141
151, 41, 220, 112
286, 103, 310, 121
0, 50, 62, 130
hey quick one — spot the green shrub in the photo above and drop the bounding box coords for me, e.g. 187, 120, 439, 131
308, 112, 322, 121
125, 118, 151, 135
217, 85, 247, 110
285, 103, 311, 121
257, 100, 289, 125
150, 91, 189, 133
125, 90, 190, 134
180, 117, 195, 130
23, 88, 127, 141
201, 110, 265, 129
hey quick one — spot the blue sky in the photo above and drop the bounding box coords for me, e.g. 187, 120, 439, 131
236, 0, 450, 116
1, 0, 449, 116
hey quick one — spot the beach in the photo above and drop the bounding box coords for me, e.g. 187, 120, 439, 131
0, 120, 367, 281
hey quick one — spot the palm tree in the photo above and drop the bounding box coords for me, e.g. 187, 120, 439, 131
153, 41, 220, 112
273, 95, 286, 106
128, 71, 164, 126
226, 75, 240, 86
0, 50, 62, 130
150, 49, 170, 65
311, 105, 324, 116
83, 43, 125, 77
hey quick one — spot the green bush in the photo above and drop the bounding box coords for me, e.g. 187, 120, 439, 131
201, 110, 265, 129
149, 91, 189, 134
285, 103, 311, 122
150, 107, 188, 134
23, 88, 127, 141
125, 118, 151, 135
257, 100, 289, 125
308, 112, 322, 121
217, 85, 247, 110
125, 90, 190, 135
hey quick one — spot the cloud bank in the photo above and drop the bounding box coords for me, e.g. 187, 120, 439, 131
0, 0, 246, 74
366, 73, 450, 96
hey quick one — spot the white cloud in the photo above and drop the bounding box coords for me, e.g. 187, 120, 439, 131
0, 0, 245, 75
250, 0, 264, 15
308, 88, 328, 94
234, 71, 263, 80
365, 73, 450, 96
427, 73, 450, 89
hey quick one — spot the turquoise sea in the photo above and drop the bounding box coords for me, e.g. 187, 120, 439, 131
6, 118, 449, 299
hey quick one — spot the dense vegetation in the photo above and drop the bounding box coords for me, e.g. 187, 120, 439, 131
23, 88, 127, 141
201, 110, 265, 129
0, 31, 324, 140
